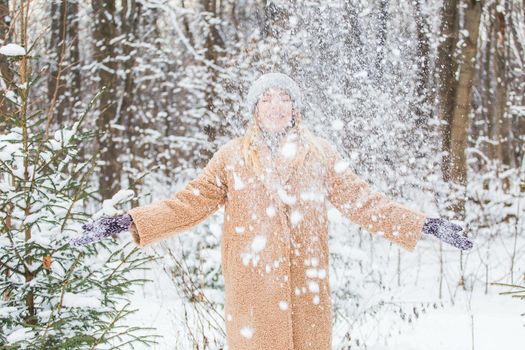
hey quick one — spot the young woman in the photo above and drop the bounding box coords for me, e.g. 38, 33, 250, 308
72, 72, 473, 350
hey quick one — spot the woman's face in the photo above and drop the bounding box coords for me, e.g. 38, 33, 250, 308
255, 88, 294, 132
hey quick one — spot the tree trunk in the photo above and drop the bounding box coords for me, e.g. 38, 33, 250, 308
412, 0, 432, 128
342, 0, 364, 98
436, 0, 482, 219
494, 4, 512, 179
0, 0, 15, 122
508, 0, 525, 166
448, 0, 482, 216
119, 0, 144, 199
48, 0, 67, 126
201, 0, 226, 158
373, 0, 388, 85
181, 0, 195, 48
68, 0, 81, 111
92, 0, 121, 199
480, 3, 495, 167
436, 0, 459, 186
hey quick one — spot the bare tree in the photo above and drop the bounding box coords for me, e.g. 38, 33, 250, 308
47, 0, 67, 126
412, 0, 432, 128
0, 0, 15, 122
436, 0, 481, 218
201, 0, 226, 157
92, 0, 121, 199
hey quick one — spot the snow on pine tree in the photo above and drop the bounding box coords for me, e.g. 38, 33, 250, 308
0, 39, 160, 348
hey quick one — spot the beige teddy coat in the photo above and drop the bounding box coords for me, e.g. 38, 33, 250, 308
128, 132, 428, 350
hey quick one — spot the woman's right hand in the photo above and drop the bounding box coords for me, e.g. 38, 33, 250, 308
70, 214, 134, 247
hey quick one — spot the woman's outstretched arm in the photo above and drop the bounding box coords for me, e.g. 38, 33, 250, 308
128, 145, 228, 248
322, 139, 427, 252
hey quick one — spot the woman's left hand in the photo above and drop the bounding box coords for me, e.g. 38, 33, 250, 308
422, 217, 474, 250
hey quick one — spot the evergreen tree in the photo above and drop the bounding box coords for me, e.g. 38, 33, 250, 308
0, 34, 160, 349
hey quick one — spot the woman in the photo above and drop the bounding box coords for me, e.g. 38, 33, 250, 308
72, 72, 473, 350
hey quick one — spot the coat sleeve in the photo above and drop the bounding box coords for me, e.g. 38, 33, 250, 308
322, 140, 427, 252
127, 145, 228, 248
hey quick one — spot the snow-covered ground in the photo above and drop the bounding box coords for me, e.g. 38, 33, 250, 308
124, 234, 525, 350
367, 290, 524, 350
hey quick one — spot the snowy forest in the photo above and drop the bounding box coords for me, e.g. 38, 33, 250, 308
0, 0, 524, 349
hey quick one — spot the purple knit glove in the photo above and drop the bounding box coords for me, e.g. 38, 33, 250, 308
70, 214, 134, 247
422, 217, 473, 250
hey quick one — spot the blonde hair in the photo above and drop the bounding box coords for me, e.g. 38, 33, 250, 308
241, 107, 324, 176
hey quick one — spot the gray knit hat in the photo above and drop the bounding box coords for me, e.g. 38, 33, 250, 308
245, 72, 303, 116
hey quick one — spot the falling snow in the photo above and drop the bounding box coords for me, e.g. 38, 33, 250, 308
233, 172, 246, 190
266, 205, 277, 217
279, 300, 289, 310
334, 160, 349, 173
290, 210, 303, 226
307, 280, 319, 293
251, 235, 267, 253
240, 326, 254, 339
277, 187, 296, 205
281, 142, 297, 159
